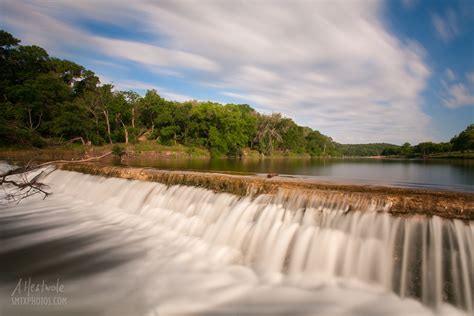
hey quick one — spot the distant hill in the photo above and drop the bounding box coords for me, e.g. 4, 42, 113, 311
337, 143, 400, 157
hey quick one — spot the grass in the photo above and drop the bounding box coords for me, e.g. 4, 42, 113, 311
428, 151, 474, 159
0, 141, 315, 162
131, 142, 210, 158
0, 141, 212, 161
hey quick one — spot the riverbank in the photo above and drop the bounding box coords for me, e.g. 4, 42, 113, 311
2, 143, 473, 162
59, 163, 473, 220
0, 142, 209, 161
0, 142, 318, 162
379, 151, 474, 160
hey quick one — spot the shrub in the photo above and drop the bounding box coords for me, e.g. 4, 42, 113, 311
112, 144, 126, 158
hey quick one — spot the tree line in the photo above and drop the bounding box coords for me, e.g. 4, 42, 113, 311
380, 124, 473, 158
0, 30, 472, 158
0, 30, 340, 157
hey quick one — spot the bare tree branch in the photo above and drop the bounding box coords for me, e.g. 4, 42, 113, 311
0, 151, 112, 203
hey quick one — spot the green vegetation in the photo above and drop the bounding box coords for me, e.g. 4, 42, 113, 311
336, 126, 474, 158
0, 30, 472, 159
378, 125, 474, 158
112, 144, 126, 158
337, 143, 400, 157
0, 30, 339, 158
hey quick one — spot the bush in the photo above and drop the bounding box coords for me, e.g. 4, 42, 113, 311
112, 144, 126, 158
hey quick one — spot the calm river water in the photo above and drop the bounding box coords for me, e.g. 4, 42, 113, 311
121, 158, 474, 192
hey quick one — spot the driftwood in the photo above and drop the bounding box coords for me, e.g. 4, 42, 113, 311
66, 137, 86, 145
0, 151, 112, 203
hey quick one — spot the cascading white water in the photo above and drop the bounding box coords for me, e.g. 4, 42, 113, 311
0, 168, 472, 316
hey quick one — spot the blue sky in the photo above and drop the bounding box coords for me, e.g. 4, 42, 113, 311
0, 0, 473, 144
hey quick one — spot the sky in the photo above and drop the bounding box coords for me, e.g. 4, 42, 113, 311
0, 0, 473, 144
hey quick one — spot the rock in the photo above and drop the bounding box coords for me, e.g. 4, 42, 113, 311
58, 163, 474, 220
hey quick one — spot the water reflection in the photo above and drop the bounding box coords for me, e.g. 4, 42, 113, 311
119, 158, 474, 191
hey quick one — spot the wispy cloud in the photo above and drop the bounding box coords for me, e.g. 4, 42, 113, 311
99, 76, 196, 102
445, 68, 456, 81
96, 37, 219, 73
441, 70, 474, 108
467, 72, 474, 85
0, 1, 219, 74
0, 0, 435, 143
432, 10, 460, 42
401, 0, 418, 11
443, 83, 474, 108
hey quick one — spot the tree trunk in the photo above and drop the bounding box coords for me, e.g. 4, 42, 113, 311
28, 109, 33, 130
268, 133, 274, 154
67, 137, 86, 145
121, 120, 129, 144
85, 106, 100, 143
132, 108, 135, 129
28, 109, 42, 131
103, 110, 112, 144
95, 116, 99, 142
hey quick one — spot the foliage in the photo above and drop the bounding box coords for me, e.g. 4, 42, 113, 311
0, 30, 472, 158
377, 126, 474, 158
339, 143, 399, 157
450, 124, 474, 151
112, 144, 126, 158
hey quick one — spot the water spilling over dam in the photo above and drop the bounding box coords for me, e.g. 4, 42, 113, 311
0, 168, 473, 315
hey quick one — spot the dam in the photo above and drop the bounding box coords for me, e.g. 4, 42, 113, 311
0, 166, 473, 315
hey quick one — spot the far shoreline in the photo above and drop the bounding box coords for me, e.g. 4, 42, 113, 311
0, 143, 473, 162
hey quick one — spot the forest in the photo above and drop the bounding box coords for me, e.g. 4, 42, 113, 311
1, 30, 472, 158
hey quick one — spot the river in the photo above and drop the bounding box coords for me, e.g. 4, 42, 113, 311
120, 158, 474, 192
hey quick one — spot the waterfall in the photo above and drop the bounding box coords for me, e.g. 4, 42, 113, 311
1, 168, 472, 315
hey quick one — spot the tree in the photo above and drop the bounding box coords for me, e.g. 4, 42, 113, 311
187, 101, 219, 148
218, 104, 251, 156
0, 30, 21, 101
155, 100, 180, 145
281, 119, 306, 154
0, 31, 100, 146
9, 29, 471, 160
306, 130, 328, 156
96, 84, 114, 144
138, 89, 163, 134
121, 91, 141, 129
49, 100, 93, 142
0, 30, 20, 48
400, 142, 413, 157
451, 125, 474, 151
254, 113, 284, 154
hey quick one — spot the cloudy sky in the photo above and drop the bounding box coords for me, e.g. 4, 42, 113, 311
1, 0, 473, 144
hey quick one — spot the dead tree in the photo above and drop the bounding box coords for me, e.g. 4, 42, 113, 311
1, 165, 55, 202
0, 152, 112, 204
